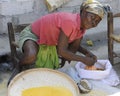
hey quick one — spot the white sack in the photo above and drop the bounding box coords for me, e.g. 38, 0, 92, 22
75, 60, 120, 86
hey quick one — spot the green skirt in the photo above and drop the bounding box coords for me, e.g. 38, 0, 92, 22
35, 45, 59, 69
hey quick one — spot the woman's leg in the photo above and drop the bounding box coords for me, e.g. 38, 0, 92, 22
19, 40, 39, 65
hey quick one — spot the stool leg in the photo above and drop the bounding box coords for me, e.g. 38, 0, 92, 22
107, 12, 114, 65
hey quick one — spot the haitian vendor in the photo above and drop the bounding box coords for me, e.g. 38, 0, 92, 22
18, 0, 105, 69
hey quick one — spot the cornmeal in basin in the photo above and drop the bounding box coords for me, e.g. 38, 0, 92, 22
22, 86, 73, 96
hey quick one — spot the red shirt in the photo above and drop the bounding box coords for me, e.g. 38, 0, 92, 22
31, 12, 86, 45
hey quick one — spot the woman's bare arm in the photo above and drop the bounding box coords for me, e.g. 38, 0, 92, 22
57, 30, 96, 66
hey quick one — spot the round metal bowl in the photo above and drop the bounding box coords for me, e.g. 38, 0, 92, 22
7, 68, 80, 96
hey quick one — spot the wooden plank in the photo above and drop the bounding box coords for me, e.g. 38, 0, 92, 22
107, 12, 114, 64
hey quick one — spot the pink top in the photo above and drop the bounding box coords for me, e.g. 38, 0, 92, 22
31, 12, 86, 45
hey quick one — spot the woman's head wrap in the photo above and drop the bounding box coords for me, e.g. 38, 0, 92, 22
80, 0, 105, 19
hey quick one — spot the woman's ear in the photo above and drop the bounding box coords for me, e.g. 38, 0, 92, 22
81, 9, 87, 18
80, 8, 85, 14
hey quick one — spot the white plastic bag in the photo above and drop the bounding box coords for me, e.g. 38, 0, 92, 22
75, 60, 112, 80
75, 60, 120, 86
58, 62, 81, 83
102, 68, 120, 86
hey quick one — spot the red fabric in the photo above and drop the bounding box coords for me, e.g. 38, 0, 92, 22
31, 12, 86, 45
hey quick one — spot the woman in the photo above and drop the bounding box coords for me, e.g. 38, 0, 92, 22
18, 0, 105, 69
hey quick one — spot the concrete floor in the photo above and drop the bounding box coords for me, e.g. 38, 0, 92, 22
0, 17, 120, 95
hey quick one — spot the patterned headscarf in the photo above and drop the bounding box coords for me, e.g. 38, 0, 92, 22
80, 0, 105, 19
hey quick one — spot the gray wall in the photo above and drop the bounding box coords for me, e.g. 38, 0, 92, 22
0, 0, 120, 34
